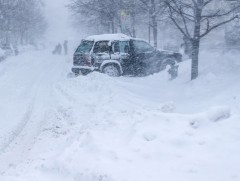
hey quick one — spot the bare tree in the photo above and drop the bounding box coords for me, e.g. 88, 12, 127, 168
165, 0, 240, 80
69, 0, 122, 34
0, 0, 46, 46
139, 0, 167, 48
119, 0, 139, 37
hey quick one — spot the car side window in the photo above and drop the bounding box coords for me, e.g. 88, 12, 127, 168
93, 41, 109, 53
133, 40, 154, 53
119, 41, 129, 54
113, 41, 129, 54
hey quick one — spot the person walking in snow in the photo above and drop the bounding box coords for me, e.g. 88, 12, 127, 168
52, 44, 58, 55
63, 40, 68, 55
52, 43, 61, 55
57, 43, 62, 55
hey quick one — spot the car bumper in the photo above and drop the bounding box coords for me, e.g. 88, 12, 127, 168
71, 66, 96, 73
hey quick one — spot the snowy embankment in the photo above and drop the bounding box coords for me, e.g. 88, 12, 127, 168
0, 50, 240, 181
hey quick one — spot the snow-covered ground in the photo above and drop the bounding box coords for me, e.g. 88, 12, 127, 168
0, 50, 240, 181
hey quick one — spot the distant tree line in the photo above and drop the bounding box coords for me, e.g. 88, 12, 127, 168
69, 0, 240, 80
68, 0, 168, 48
0, 0, 47, 47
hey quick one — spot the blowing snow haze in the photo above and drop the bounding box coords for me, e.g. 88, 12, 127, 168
43, 0, 76, 43
0, 0, 240, 181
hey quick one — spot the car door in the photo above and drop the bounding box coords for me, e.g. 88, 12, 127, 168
93, 41, 111, 65
112, 41, 132, 74
130, 40, 156, 75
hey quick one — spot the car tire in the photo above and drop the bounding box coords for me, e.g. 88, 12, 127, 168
102, 64, 120, 77
135, 63, 147, 76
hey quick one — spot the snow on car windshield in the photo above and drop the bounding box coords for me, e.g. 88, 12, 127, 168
75, 40, 94, 53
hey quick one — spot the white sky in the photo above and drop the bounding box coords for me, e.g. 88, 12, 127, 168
43, 0, 77, 44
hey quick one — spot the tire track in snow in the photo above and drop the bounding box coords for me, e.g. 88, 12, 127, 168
0, 99, 35, 154
0, 52, 68, 175
54, 84, 76, 103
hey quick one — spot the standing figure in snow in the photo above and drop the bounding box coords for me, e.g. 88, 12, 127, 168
63, 40, 68, 55
168, 64, 179, 80
52, 44, 58, 54
57, 43, 62, 55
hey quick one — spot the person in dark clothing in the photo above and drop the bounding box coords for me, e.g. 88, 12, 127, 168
57, 43, 62, 55
52, 45, 58, 55
63, 40, 68, 55
52, 43, 62, 55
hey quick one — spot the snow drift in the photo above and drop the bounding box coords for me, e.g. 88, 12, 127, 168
0, 50, 240, 181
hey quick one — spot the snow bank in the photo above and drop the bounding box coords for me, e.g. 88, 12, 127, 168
207, 106, 231, 122
0, 50, 240, 181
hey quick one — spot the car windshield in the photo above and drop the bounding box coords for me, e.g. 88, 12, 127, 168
75, 40, 94, 53
132, 40, 154, 53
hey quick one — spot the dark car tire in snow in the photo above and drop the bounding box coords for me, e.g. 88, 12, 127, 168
102, 64, 120, 77
135, 63, 147, 76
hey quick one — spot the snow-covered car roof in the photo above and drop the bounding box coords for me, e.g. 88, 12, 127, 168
84, 33, 133, 42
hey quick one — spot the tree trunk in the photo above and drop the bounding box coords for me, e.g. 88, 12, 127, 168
118, 14, 123, 33
131, 12, 136, 38
112, 20, 115, 33
191, 39, 200, 80
111, 18, 115, 33
191, 7, 202, 80
148, 8, 151, 43
151, 0, 157, 48
152, 16, 157, 48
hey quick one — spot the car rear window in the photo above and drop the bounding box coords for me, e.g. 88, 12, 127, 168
113, 41, 129, 53
76, 40, 94, 53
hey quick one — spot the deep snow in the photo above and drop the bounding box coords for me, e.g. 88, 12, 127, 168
0, 50, 240, 181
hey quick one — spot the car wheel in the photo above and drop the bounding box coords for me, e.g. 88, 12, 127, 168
102, 65, 120, 77
135, 63, 147, 76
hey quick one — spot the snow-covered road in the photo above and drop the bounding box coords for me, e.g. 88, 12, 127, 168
0, 51, 68, 169
0, 50, 240, 181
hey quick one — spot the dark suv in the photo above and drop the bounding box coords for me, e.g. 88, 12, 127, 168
72, 34, 182, 76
